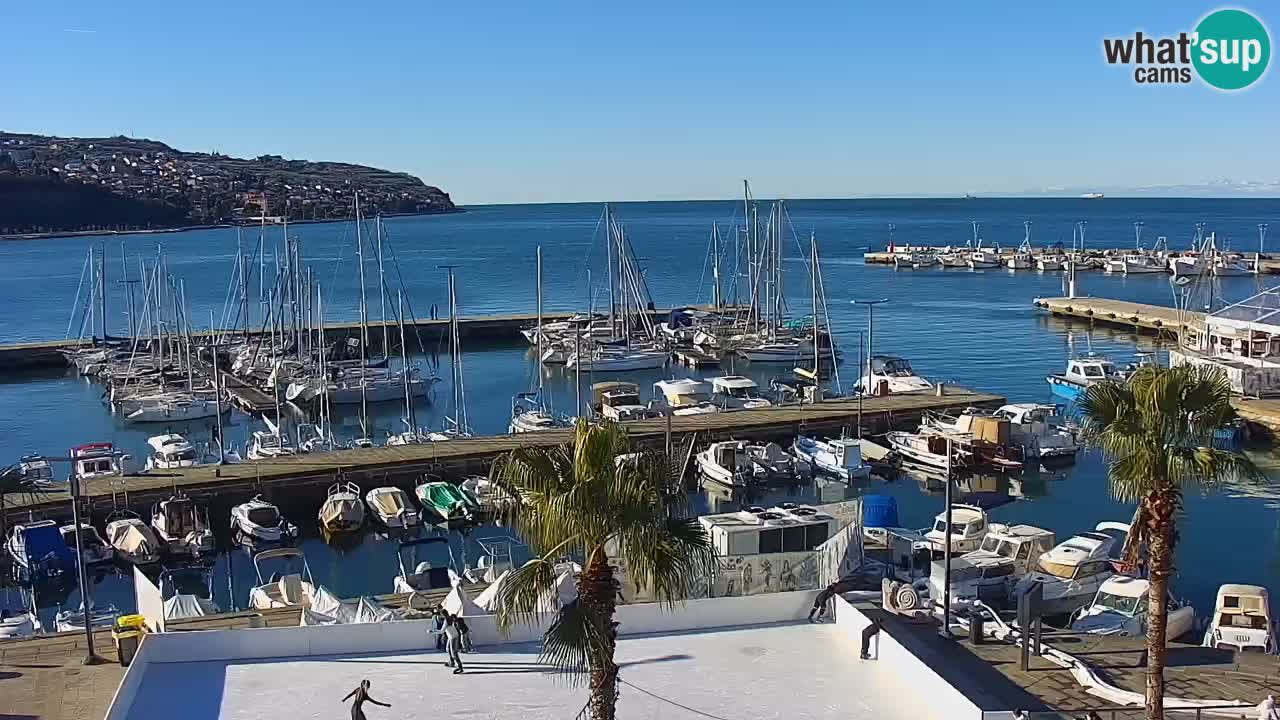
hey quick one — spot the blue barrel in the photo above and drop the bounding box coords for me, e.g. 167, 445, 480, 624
862, 494, 899, 529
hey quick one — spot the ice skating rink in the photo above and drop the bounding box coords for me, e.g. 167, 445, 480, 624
122, 621, 932, 720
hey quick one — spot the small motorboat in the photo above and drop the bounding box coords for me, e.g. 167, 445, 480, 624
151, 494, 216, 557
992, 403, 1078, 460
651, 379, 719, 415
71, 442, 132, 481
160, 567, 220, 621
249, 547, 319, 609
59, 522, 115, 566
926, 524, 1056, 607
967, 245, 1002, 269
791, 436, 871, 481
509, 391, 572, 433
1035, 254, 1067, 272
859, 355, 933, 395
1013, 522, 1131, 617
55, 602, 120, 633
104, 511, 162, 566
230, 495, 299, 543
393, 537, 461, 594
5, 520, 76, 583
709, 376, 772, 409
415, 480, 480, 525
1071, 575, 1196, 641
318, 482, 365, 533
923, 503, 989, 554
144, 433, 201, 471
365, 486, 421, 529
14, 453, 56, 490
1046, 356, 1127, 402
0, 588, 41, 639
461, 475, 514, 515
885, 431, 969, 472
1203, 584, 1276, 653
247, 430, 297, 460
696, 440, 811, 487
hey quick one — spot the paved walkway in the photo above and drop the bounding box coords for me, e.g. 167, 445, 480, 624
0, 630, 123, 720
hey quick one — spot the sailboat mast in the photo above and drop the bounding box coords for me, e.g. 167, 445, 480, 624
712, 224, 722, 310
536, 246, 544, 393
355, 194, 370, 437
605, 204, 616, 335
399, 289, 414, 429
377, 216, 388, 357
811, 233, 819, 374
99, 243, 108, 340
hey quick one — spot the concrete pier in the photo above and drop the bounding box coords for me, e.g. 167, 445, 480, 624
1032, 295, 1197, 337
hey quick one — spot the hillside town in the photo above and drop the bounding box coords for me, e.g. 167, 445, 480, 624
0, 132, 457, 235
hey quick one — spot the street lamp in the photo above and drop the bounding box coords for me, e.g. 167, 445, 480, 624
851, 299, 889, 395
68, 467, 103, 665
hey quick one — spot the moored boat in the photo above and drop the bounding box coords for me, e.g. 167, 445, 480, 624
318, 482, 365, 533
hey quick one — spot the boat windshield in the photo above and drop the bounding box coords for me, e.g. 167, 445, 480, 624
1220, 613, 1268, 630
246, 507, 279, 526
164, 448, 196, 461
979, 536, 1019, 559
673, 392, 712, 404
934, 520, 969, 535
722, 386, 754, 398
883, 359, 914, 376
1034, 558, 1079, 579
1094, 591, 1144, 616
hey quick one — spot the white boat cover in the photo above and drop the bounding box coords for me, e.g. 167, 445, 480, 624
442, 585, 486, 617
113, 523, 156, 554
163, 594, 216, 620
369, 490, 407, 517
303, 586, 399, 625
474, 569, 509, 611
299, 607, 339, 626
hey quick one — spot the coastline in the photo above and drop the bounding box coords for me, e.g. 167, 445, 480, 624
0, 207, 465, 242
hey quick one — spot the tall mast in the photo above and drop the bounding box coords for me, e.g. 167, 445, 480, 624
536, 246, 544, 395
605, 204, 616, 335
399, 289, 414, 430
377, 215, 388, 357
355, 193, 370, 437
87, 245, 96, 341
811, 232, 819, 375
99, 243, 108, 340
712, 223, 722, 309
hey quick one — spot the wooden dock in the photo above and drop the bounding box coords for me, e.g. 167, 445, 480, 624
1, 387, 1004, 521
1032, 296, 1200, 337
673, 348, 720, 368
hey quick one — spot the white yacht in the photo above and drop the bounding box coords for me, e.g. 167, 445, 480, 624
59, 522, 115, 566
230, 495, 299, 543
318, 482, 365, 533
509, 392, 571, 433
992, 403, 1079, 459
104, 511, 162, 565
1012, 522, 1130, 616
652, 379, 718, 415
15, 453, 56, 489
595, 382, 657, 421
144, 433, 201, 471
1007, 226, 1034, 269
923, 504, 989, 554
790, 436, 870, 481
1105, 253, 1167, 274
365, 486, 421, 529
247, 431, 297, 460
1202, 584, 1276, 653
928, 524, 1055, 606
1071, 575, 1196, 641
695, 440, 811, 487
249, 548, 319, 609
709, 376, 771, 409
566, 346, 669, 372
150, 494, 216, 557
860, 355, 932, 395
71, 442, 132, 481
160, 568, 220, 621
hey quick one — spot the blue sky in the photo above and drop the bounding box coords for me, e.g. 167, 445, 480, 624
3, 1, 1277, 204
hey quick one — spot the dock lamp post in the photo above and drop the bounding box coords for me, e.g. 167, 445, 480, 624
69, 468, 104, 665
851, 299, 889, 396
940, 436, 954, 640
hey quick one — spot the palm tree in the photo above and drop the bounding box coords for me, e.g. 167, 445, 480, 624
489, 419, 715, 720
1079, 364, 1262, 720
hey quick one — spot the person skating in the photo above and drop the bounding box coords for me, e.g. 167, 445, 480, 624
455, 614, 474, 653
443, 612, 465, 674
342, 679, 390, 720
808, 576, 862, 622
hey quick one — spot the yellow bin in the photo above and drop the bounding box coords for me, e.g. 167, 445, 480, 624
113, 615, 147, 667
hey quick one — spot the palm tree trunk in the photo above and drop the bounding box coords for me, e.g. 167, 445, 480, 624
1144, 493, 1177, 720
582, 548, 619, 720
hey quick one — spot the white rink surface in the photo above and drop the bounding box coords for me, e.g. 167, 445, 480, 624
124, 622, 932, 720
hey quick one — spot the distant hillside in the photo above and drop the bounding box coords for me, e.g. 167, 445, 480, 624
0, 131, 457, 235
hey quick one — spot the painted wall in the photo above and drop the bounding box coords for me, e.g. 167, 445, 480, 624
833, 595, 983, 720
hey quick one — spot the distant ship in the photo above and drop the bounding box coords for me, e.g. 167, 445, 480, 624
1081, 192, 1105, 199
963, 193, 976, 200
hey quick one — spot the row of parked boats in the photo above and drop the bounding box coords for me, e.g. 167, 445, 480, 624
863, 496, 1275, 652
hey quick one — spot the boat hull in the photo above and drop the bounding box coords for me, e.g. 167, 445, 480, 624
1046, 375, 1085, 401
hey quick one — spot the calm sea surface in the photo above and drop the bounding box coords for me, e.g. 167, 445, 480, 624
3, 197, 1280, 627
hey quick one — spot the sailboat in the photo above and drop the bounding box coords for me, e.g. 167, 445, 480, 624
511, 247, 572, 433
387, 290, 450, 445
436, 265, 473, 438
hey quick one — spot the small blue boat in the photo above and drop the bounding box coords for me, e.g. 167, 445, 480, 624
1046, 356, 1126, 401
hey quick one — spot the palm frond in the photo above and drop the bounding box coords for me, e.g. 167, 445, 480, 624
494, 558, 561, 632
539, 600, 612, 682
1166, 445, 1266, 491
618, 517, 717, 607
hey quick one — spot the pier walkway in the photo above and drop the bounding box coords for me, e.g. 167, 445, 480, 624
1033, 295, 1199, 336
2, 388, 1004, 520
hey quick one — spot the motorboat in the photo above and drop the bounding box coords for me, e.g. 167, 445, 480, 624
1036, 255, 1067, 272
1212, 254, 1254, 276
1202, 584, 1276, 653
160, 568, 220, 621
1169, 254, 1207, 277
1012, 522, 1131, 617
992, 403, 1078, 459
709, 376, 771, 409
894, 251, 937, 269
594, 382, 658, 421
415, 480, 480, 525
318, 482, 365, 533
349, 436, 377, 449
1046, 356, 1126, 401
461, 476, 515, 515
59, 522, 115, 566
509, 391, 572, 433
71, 442, 132, 481
695, 440, 811, 487
365, 486, 421, 529
923, 504, 989, 554
5, 520, 75, 583
651, 379, 718, 415
1070, 575, 1196, 641
55, 602, 119, 633
938, 251, 969, 268
393, 537, 461, 594
737, 335, 833, 364
230, 495, 299, 543
566, 346, 669, 372
967, 244, 1002, 269
104, 511, 162, 565
14, 453, 56, 489
296, 423, 334, 453
1007, 229, 1034, 270
144, 433, 201, 471
1105, 253, 1167, 274
927, 524, 1056, 606
249, 547, 319, 609
0, 589, 40, 640
860, 355, 932, 395
247, 431, 297, 460
150, 494, 216, 557
790, 436, 871, 481
885, 431, 969, 472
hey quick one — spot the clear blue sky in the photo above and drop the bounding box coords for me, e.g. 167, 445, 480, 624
3, 1, 1277, 204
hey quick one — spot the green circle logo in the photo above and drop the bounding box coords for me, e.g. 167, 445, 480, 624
1193, 9, 1271, 90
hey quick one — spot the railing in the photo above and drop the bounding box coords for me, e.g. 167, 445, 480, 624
983, 704, 1255, 720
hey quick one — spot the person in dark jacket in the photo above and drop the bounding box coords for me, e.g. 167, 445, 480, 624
342, 679, 390, 720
